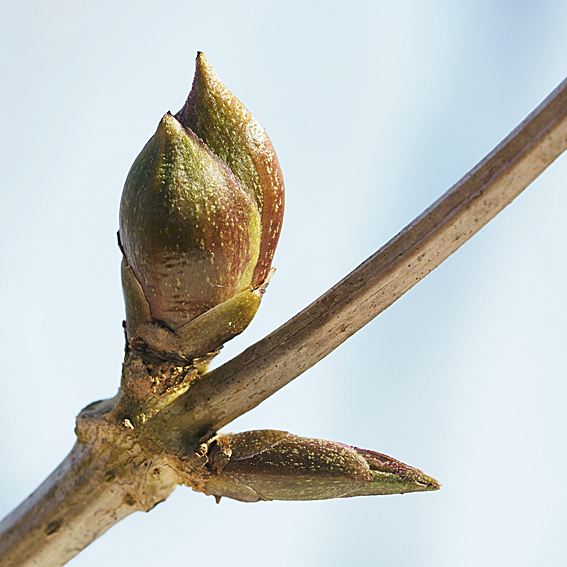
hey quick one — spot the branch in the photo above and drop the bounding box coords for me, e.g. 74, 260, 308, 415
168, 76, 567, 436
0, 399, 178, 567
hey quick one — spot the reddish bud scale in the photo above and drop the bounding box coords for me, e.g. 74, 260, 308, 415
120, 113, 261, 331
177, 53, 285, 286
119, 53, 285, 363
201, 430, 441, 503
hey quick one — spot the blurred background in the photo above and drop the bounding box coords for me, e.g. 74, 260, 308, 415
1, 1, 566, 565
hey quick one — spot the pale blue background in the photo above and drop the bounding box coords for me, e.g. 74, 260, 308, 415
1, 1, 567, 566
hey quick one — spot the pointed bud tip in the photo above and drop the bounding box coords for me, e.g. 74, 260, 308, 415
195, 51, 212, 71
189, 52, 224, 105
155, 111, 185, 140
412, 471, 441, 492
343, 447, 441, 497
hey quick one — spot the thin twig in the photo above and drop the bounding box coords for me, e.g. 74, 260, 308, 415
169, 77, 567, 436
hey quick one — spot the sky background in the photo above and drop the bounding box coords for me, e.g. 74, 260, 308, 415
1, 1, 567, 566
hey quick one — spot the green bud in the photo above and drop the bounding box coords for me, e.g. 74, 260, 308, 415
177, 52, 285, 287
119, 54, 284, 362
200, 430, 440, 503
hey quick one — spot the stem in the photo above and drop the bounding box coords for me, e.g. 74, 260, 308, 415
0, 442, 134, 567
0, 399, 179, 567
168, 76, 567, 435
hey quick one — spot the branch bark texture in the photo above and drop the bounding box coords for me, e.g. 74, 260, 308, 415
0, 396, 180, 567
0, 443, 135, 567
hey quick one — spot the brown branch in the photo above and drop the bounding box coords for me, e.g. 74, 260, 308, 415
0, 443, 133, 567
0, 401, 179, 567
168, 76, 567, 437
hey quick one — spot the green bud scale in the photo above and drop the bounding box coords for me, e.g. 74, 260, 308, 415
119, 53, 284, 362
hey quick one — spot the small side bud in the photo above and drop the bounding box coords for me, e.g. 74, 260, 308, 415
200, 431, 440, 503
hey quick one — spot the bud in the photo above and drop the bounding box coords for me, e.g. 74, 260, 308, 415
119, 54, 284, 361
200, 430, 440, 503
176, 52, 284, 287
